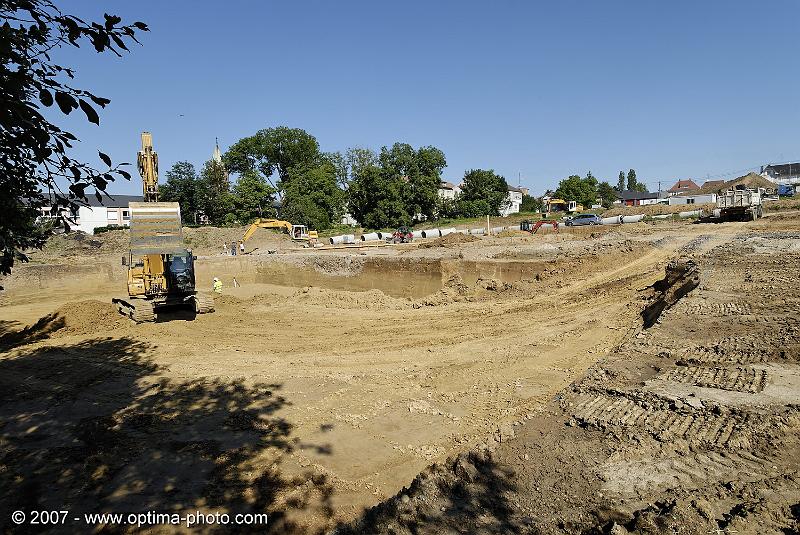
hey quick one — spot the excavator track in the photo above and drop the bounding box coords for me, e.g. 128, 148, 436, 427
113, 298, 156, 323
194, 293, 215, 314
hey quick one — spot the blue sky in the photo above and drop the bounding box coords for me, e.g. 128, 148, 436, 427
57, 1, 800, 195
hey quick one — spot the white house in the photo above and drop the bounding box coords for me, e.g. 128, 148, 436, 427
667, 193, 717, 206
501, 186, 524, 216
438, 181, 461, 199
37, 194, 143, 234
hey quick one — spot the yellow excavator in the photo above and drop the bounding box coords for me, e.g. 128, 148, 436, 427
241, 218, 318, 248
546, 198, 583, 214
112, 132, 214, 322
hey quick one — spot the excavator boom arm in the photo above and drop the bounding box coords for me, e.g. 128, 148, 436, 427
138, 132, 159, 202
241, 219, 294, 243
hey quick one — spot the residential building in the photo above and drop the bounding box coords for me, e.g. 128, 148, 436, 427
761, 163, 800, 186
438, 181, 461, 199
617, 190, 660, 207
667, 193, 717, 206
501, 186, 524, 216
667, 179, 700, 196
36, 194, 144, 234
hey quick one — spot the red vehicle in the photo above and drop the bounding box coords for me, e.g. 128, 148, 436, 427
392, 226, 414, 243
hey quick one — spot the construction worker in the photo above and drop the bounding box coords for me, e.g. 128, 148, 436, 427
212, 277, 223, 293
239, 240, 245, 255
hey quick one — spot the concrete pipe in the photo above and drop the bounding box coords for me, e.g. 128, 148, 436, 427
422, 228, 441, 239
378, 231, 393, 240
491, 226, 505, 235
601, 216, 623, 225
469, 228, 485, 235
621, 214, 645, 224
507, 224, 521, 231
679, 210, 701, 219
412, 230, 425, 239
456, 229, 469, 234
652, 214, 671, 220
439, 228, 456, 236
361, 232, 380, 242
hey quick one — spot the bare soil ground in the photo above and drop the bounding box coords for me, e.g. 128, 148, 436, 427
1, 215, 798, 534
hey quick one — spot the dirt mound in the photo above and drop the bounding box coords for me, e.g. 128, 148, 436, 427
290, 286, 405, 309
31, 229, 129, 262
0, 300, 126, 345
50, 300, 126, 335
416, 233, 480, 248
602, 203, 715, 217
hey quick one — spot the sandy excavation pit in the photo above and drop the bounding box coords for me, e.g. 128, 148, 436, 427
1, 217, 799, 533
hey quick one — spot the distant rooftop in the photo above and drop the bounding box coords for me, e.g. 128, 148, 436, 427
617, 190, 658, 201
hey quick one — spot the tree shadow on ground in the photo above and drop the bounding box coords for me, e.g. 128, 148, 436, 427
0, 336, 334, 534
0, 313, 65, 350
337, 450, 531, 535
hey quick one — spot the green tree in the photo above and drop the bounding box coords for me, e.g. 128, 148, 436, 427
597, 181, 618, 208
195, 159, 232, 224
377, 143, 446, 221
0, 1, 147, 278
626, 169, 637, 191
160, 162, 199, 222
281, 162, 345, 230
232, 171, 276, 222
457, 169, 509, 216
520, 194, 543, 212
554, 173, 598, 208
224, 126, 320, 187
617, 171, 625, 192
346, 147, 378, 183
347, 164, 410, 229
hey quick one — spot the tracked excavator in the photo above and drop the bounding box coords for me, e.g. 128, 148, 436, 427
112, 132, 214, 322
240, 218, 318, 248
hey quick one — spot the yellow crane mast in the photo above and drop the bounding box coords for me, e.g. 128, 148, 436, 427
138, 131, 159, 202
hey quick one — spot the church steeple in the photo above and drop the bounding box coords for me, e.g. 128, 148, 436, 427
213, 137, 223, 164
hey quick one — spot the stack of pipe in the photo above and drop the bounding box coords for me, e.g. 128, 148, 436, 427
679, 210, 701, 219
360, 232, 380, 241
329, 234, 356, 245
621, 214, 645, 224
421, 228, 441, 238
601, 215, 623, 225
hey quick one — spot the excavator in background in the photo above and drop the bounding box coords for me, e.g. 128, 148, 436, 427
113, 132, 214, 322
240, 218, 318, 248
545, 198, 583, 214
521, 219, 560, 234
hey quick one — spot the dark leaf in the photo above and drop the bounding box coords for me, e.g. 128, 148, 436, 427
39, 88, 53, 107
54, 91, 77, 114
89, 94, 111, 108
118, 169, 131, 180
94, 191, 102, 203
111, 34, 128, 51
78, 99, 99, 125
99, 151, 112, 167
133, 22, 149, 30
104, 14, 122, 29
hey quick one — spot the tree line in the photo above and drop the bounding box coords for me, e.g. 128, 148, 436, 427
551, 168, 648, 209
160, 126, 515, 230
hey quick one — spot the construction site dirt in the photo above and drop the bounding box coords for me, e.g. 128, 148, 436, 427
1, 215, 799, 534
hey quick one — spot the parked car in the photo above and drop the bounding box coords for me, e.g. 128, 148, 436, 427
565, 213, 602, 226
